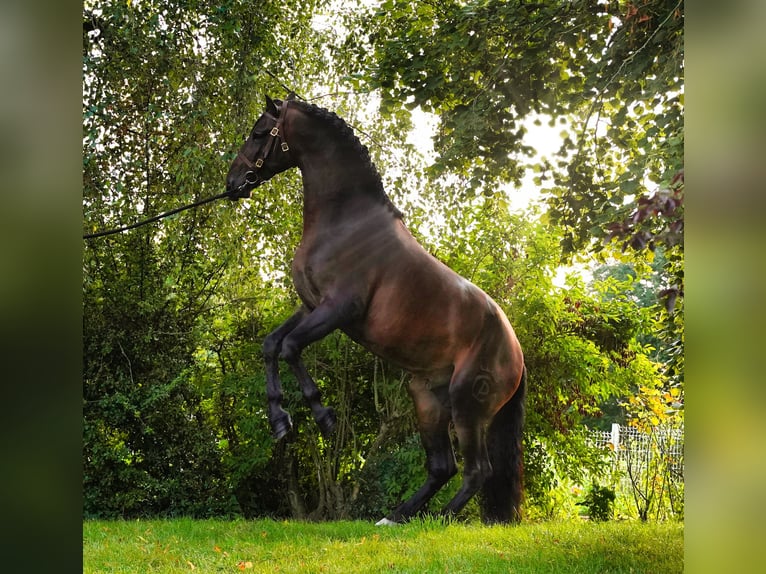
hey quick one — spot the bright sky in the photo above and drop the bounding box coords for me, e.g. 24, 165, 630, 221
403, 106, 588, 288
406, 106, 565, 212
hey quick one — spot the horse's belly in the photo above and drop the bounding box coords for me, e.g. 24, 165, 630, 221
353, 328, 455, 374
357, 290, 481, 373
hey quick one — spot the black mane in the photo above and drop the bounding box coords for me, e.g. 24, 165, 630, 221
289, 100, 403, 219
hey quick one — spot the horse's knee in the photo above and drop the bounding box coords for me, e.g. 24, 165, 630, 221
263, 334, 282, 361
278, 336, 300, 363
265, 330, 301, 364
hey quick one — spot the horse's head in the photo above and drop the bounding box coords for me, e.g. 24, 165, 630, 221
226, 95, 296, 199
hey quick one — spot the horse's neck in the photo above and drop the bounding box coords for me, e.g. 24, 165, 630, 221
299, 158, 385, 223
302, 182, 381, 225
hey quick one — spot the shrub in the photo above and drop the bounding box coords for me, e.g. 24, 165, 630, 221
578, 482, 616, 521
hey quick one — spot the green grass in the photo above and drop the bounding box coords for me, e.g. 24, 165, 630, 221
83, 518, 683, 573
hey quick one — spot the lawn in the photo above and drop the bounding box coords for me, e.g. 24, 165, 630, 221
83, 518, 683, 573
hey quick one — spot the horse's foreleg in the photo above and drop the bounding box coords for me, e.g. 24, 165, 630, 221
285, 358, 337, 437
379, 379, 456, 524
278, 297, 362, 436
263, 308, 308, 439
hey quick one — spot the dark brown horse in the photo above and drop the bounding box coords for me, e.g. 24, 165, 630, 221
225, 95, 527, 524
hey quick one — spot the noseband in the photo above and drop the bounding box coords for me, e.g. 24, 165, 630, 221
237, 101, 291, 190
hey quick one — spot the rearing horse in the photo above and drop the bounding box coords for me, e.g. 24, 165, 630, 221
225, 95, 527, 524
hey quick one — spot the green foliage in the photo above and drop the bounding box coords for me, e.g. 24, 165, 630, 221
361, 0, 684, 253
353, 433, 426, 520
82, 0, 329, 518
578, 483, 616, 522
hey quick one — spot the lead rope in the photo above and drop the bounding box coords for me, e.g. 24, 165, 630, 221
85, 93, 297, 240
83, 190, 239, 240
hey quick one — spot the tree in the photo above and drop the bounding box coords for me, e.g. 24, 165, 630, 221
359, 0, 683, 239
348, 0, 683, 318
82, 0, 331, 517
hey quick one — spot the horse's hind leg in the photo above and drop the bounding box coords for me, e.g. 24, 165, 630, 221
379, 377, 457, 524
440, 370, 495, 518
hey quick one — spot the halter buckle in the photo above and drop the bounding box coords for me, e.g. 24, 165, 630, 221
281, 142, 290, 152
255, 158, 264, 168
270, 127, 279, 137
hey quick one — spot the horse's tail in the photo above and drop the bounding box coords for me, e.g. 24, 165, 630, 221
481, 365, 527, 524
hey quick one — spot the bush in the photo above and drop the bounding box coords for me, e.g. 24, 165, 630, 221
578, 482, 616, 521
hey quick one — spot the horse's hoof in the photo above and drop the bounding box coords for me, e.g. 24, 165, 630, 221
375, 517, 399, 526
317, 407, 336, 437
271, 413, 293, 440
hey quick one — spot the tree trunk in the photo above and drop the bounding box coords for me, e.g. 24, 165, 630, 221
286, 443, 307, 519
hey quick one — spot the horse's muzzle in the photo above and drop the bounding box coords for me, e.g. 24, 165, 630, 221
227, 175, 259, 200
227, 187, 252, 201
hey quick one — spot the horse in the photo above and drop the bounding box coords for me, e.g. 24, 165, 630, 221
225, 95, 527, 524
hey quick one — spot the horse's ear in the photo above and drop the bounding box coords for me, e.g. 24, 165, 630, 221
265, 95, 279, 114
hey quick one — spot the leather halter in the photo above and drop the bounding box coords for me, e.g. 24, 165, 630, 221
238, 100, 291, 186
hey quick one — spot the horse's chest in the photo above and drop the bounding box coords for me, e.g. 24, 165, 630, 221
292, 266, 321, 308
291, 237, 370, 310
291, 246, 334, 308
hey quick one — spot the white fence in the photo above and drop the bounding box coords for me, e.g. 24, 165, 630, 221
588, 423, 684, 519
590, 423, 684, 475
